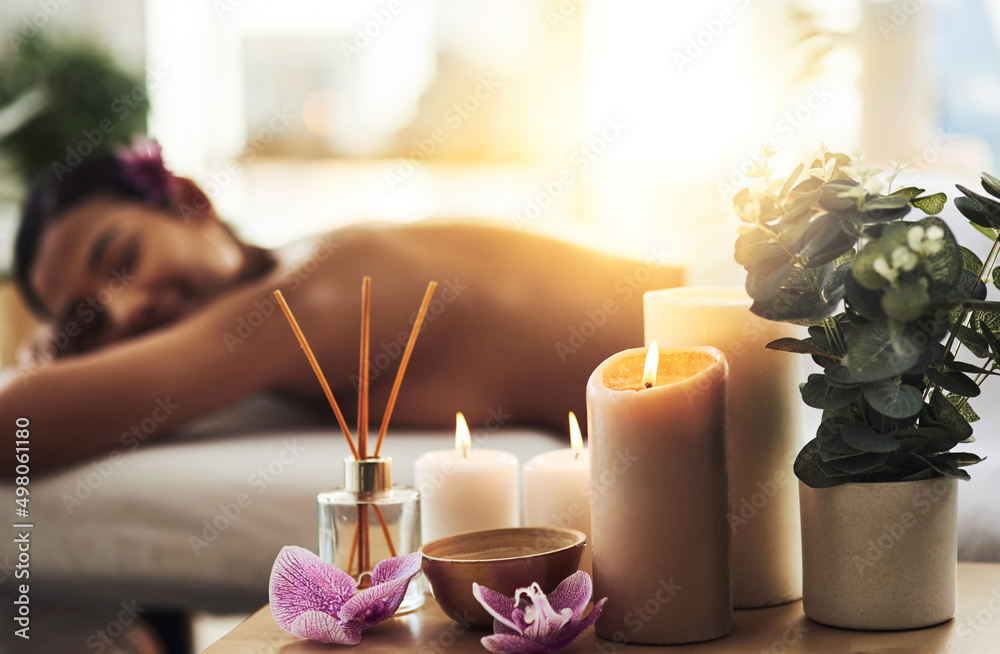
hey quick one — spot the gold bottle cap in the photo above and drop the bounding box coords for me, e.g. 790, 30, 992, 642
344, 456, 392, 495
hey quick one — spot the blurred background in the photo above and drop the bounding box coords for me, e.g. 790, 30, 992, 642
0, 0, 998, 294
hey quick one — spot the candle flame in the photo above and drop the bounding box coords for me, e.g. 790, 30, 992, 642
569, 412, 583, 457
455, 412, 471, 459
643, 341, 659, 388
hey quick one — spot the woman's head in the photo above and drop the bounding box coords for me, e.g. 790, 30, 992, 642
14, 141, 265, 355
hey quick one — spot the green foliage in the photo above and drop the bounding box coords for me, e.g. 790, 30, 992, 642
734, 154, 995, 488
0, 36, 148, 185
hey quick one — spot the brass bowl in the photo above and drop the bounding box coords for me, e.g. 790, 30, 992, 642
420, 527, 586, 627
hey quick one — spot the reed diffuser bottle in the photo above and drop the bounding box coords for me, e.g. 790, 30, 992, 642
318, 456, 423, 613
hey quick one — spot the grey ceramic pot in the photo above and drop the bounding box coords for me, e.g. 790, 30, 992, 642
799, 477, 957, 630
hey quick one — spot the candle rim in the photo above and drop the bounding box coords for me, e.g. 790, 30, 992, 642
589, 345, 727, 394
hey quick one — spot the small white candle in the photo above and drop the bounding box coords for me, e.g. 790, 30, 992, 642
523, 412, 592, 575
414, 413, 520, 544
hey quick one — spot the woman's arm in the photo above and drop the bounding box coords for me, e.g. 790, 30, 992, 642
0, 267, 349, 477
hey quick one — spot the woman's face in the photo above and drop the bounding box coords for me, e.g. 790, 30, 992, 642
29, 196, 247, 354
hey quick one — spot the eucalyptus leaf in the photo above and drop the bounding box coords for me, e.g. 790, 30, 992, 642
751, 289, 834, 323
918, 216, 962, 285
952, 324, 990, 359
765, 337, 833, 357
929, 390, 973, 442
993, 266, 1000, 292
825, 451, 889, 474
956, 185, 1000, 230
911, 192, 948, 215
852, 242, 889, 291
937, 451, 985, 466
881, 282, 930, 322
926, 367, 981, 397
840, 421, 900, 452
847, 319, 922, 382
746, 257, 793, 301
889, 186, 924, 200
982, 172, 1000, 199
845, 274, 886, 321
779, 163, 804, 201
795, 439, 860, 488
861, 380, 924, 419
825, 364, 861, 388
800, 374, 860, 410
948, 394, 981, 422
960, 246, 984, 275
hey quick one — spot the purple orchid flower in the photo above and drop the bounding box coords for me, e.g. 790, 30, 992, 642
472, 571, 607, 654
268, 546, 421, 645
115, 136, 175, 207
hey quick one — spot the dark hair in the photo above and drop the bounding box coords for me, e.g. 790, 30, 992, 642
13, 154, 161, 317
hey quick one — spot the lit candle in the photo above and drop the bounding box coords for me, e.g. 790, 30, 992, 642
414, 413, 520, 544
644, 287, 802, 608
523, 412, 592, 575
587, 342, 733, 645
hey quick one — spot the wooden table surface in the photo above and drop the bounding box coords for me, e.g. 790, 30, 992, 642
205, 562, 1000, 653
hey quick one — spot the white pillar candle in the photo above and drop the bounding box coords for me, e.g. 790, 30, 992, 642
414, 413, 520, 544
523, 412, 592, 575
588, 344, 733, 645
644, 287, 803, 608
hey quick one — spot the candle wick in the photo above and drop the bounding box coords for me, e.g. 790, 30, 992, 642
644, 381, 653, 389
574, 450, 581, 462
462, 446, 469, 460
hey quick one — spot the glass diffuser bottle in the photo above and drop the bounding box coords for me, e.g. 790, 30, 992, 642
318, 456, 424, 613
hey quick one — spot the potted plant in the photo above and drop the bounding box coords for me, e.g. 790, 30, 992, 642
733, 145, 998, 629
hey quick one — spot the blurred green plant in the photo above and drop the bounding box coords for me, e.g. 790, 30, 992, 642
733, 145, 998, 488
0, 36, 147, 186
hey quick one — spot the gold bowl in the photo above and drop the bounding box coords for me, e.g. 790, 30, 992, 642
420, 526, 586, 627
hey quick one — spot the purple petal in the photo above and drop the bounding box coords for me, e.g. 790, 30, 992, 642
472, 583, 519, 633
371, 552, 422, 585
286, 610, 362, 645
269, 546, 356, 632
481, 633, 553, 654
338, 575, 414, 629
543, 597, 607, 652
545, 571, 593, 621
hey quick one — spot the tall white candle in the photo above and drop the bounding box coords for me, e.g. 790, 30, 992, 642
644, 286, 803, 608
588, 343, 733, 644
414, 413, 520, 544
523, 412, 592, 575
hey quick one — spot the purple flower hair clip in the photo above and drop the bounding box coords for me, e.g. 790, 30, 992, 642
472, 571, 607, 654
115, 135, 175, 207
268, 546, 421, 645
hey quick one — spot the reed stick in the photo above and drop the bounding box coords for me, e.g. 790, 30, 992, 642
358, 277, 371, 458
374, 281, 437, 457
374, 505, 397, 558
273, 290, 359, 460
